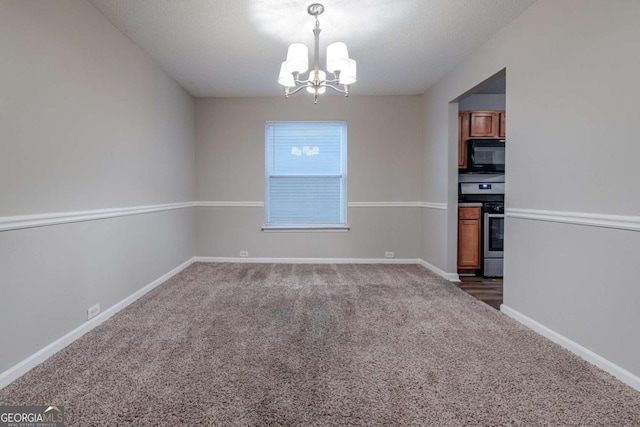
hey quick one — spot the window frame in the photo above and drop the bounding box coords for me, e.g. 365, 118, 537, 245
263, 120, 349, 231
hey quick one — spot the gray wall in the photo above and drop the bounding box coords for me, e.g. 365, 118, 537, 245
421, 0, 640, 377
0, 1, 195, 373
458, 94, 505, 111
195, 96, 423, 259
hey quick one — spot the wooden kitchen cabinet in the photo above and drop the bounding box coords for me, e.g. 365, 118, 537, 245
469, 111, 500, 137
459, 110, 505, 169
499, 112, 506, 137
458, 206, 481, 270
458, 112, 470, 168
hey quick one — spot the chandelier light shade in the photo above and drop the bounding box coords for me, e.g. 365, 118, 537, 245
339, 59, 357, 85
278, 3, 357, 103
278, 62, 295, 87
285, 43, 309, 73
326, 42, 350, 73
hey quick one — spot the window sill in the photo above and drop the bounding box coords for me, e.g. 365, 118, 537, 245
262, 225, 350, 233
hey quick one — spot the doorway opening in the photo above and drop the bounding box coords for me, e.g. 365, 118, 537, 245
453, 69, 506, 309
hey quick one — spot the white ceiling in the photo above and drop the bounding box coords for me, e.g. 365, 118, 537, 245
88, 0, 535, 98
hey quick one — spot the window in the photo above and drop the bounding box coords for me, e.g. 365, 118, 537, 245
264, 121, 347, 229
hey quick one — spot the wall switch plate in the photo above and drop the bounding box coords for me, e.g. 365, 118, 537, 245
87, 303, 100, 320
385, 252, 395, 258
239, 251, 249, 257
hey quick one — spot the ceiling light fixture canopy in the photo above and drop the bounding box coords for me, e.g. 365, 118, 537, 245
278, 3, 357, 104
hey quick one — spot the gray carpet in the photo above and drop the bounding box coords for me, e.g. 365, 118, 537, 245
1, 263, 639, 426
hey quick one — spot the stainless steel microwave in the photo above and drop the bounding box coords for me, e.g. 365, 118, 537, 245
468, 139, 505, 172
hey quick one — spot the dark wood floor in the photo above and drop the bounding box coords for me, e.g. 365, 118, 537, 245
456, 276, 503, 310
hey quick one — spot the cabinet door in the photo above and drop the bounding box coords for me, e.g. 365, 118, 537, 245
458, 112, 470, 169
499, 112, 506, 138
458, 207, 481, 269
469, 111, 499, 137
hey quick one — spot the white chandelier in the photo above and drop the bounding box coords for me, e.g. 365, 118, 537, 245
278, 3, 357, 104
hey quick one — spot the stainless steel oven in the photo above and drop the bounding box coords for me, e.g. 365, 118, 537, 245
483, 203, 504, 277
458, 173, 505, 278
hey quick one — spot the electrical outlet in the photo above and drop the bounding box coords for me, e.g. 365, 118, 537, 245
87, 303, 100, 320
385, 252, 395, 258
239, 251, 249, 257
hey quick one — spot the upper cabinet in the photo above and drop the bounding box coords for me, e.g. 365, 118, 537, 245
458, 112, 470, 168
469, 111, 499, 137
469, 111, 505, 138
459, 110, 505, 169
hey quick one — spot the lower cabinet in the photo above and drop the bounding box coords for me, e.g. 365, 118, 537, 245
458, 206, 481, 270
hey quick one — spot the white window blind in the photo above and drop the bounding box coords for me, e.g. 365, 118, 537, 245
265, 121, 347, 228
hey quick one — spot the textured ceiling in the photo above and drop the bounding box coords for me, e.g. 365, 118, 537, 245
88, 0, 535, 98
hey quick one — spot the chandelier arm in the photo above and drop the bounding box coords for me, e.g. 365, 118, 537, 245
294, 77, 311, 85
324, 84, 349, 95
287, 84, 313, 96
291, 71, 310, 86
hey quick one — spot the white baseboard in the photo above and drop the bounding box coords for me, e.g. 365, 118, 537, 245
417, 259, 460, 282
501, 304, 640, 392
194, 256, 421, 265
0, 258, 195, 390
195, 257, 460, 282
